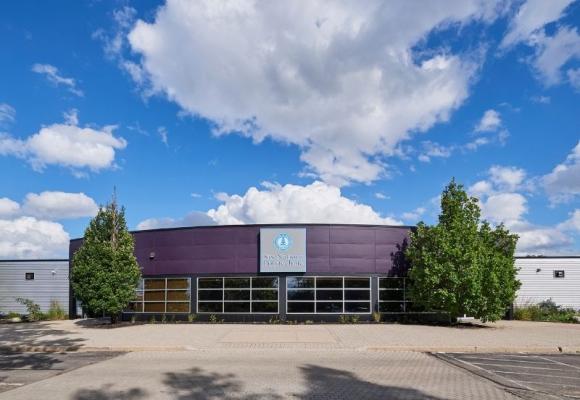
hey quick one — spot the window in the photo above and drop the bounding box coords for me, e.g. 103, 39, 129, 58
554, 270, 565, 278
286, 276, 371, 314
127, 278, 191, 313
25, 272, 35, 280
378, 277, 411, 313
197, 277, 279, 314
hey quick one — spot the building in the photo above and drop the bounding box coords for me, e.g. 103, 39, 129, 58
515, 256, 580, 310
0, 259, 69, 315
69, 224, 413, 321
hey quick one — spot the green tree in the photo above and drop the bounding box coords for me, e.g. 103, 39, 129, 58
71, 192, 141, 323
406, 179, 520, 322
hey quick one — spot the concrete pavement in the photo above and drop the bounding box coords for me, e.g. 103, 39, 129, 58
1, 319, 580, 353
0, 350, 521, 400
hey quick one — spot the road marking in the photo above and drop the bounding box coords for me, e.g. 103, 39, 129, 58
535, 356, 580, 371
459, 356, 553, 365
468, 361, 570, 371
490, 370, 580, 381
446, 355, 535, 391
0, 383, 24, 387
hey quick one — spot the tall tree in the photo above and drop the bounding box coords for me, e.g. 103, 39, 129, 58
71, 191, 141, 323
406, 179, 520, 322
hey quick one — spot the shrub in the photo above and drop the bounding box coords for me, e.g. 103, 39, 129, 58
187, 313, 197, 323
514, 299, 578, 324
350, 315, 360, 324
149, 315, 157, 324
46, 300, 67, 320
338, 315, 349, 324
268, 316, 281, 324
209, 314, 218, 324
161, 314, 167, 324
15, 298, 45, 321
372, 312, 382, 323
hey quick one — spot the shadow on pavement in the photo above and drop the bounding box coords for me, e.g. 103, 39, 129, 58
0, 322, 85, 350
73, 386, 146, 400
297, 364, 444, 400
0, 352, 64, 371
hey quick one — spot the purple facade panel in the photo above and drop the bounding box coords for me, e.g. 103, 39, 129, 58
70, 224, 412, 276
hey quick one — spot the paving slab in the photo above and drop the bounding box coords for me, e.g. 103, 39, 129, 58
0, 350, 520, 400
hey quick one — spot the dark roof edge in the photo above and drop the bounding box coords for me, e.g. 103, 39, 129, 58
0, 259, 69, 262
70, 223, 415, 242
515, 256, 580, 259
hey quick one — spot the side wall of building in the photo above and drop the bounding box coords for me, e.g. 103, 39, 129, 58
0, 260, 69, 315
515, 257, 580, 310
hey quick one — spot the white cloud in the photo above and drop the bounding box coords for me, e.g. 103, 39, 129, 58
157, 126, 168, 146
0, 103, 16, 126
208, 181, 402, 225
22, 191, 98, 220
139, 181, 402, 229
31, 63, 84, 97
0, 217, 69, 259
488, 165, 526, 191
190, 193, 202, 199
417, 141, 454, 163
137, 211, 216, 230
532, 26, 580, 86
568, 67, 580, 89
401, 207, 426, 222
500, 0, 574, 48
558, 209, 580, 231
510, 220, 573, 255
468, 180, 493, 198
475, 109, 502, 132
374, 192, 389, 200
542, 141, 580, 204
0, 113, 126, 174
0, 198, 20, 217
530, 95, 551, 104
125, 1, 503, 185
481, 192, 528, 224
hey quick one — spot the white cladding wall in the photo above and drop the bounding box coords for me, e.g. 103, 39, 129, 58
515, 258, 580, 310
0, 260, 69, 314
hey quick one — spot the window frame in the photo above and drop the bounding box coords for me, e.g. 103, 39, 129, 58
25, 272, 35, 281
196, 276, 279, 314
128, 277, 191, 314
286, 276, 372, 315
377, 277, 411, 313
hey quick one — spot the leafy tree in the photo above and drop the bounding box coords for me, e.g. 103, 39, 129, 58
406, 179, 520, 322
71, 192, 141, 323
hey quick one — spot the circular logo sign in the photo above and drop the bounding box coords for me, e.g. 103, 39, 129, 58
274, 233, 292, 251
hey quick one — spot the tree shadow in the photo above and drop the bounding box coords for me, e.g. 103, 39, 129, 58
296, 364, 445, 400
0, 322, 85, 351
73, 385, 147, 400
163, 367, 282, 400
0, 351, 65, 371
389, 238, 411, 277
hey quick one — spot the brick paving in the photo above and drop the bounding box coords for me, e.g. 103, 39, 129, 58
0, 350, 519, 400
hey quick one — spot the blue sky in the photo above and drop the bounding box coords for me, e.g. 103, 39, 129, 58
0, 0, 579, 258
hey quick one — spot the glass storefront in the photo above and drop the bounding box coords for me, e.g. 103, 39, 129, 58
127, 278, 191, 313
286, 276, 371, 314
124, 275, 412, 316
197, 276, 279, 314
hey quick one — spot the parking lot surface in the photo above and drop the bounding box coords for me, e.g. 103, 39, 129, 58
0, 350, 519, 400
435, 353, 580, 400
0, 352, 122, 394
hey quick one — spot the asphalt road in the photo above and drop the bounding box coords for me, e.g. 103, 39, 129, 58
0, 350, 518, 400
435, 353, 580, 400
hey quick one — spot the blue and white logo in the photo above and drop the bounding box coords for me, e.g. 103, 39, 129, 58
274, 233, 292, 251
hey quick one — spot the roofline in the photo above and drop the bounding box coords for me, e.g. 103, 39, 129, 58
515, 256, 580, 259
0, 259, 69, 262
70, 223, 415, 242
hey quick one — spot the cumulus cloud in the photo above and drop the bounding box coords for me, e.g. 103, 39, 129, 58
475, 109, 502, 132
138, 181, 402, 229
568, 67, 580, 89
22, 191, 98, 220
488, 165, 526, 191
0, 112, 126, 174
417, 141, 454, 163
401, 207, 426, 222
500, 0, 574, 48
124, 0, 505, 185
208, 181, 402, 225
31, 63, 84, 97
500, 0, 580, 88
481, 192, 528, 224
542, 140, 580, 204
0, 198, 20, 217
0, 103, 16, 127
0, 217, 69, 259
